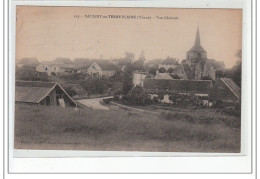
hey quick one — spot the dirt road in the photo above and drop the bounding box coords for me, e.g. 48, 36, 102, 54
77, 96, 112, 110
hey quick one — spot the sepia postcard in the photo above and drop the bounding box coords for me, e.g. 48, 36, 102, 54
14, 6, 243, 154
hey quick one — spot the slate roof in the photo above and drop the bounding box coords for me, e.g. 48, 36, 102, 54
221, 78, 241, 98
143, 79, 213, 94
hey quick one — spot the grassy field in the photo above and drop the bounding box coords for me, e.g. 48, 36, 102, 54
14, 104, 240, 152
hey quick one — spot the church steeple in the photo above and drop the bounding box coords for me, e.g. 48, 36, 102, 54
194, 25, 201, 46
186, 25, 207, 62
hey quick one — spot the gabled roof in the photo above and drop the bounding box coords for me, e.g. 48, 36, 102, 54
15, 81, 77, 105
78, 62, 116, 71
144, 79, 212, 94
98, 62, 116, 71
154, 73, 173, 80
221, 78, 241, 98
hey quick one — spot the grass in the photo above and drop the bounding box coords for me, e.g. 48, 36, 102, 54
14, 104, 240, 152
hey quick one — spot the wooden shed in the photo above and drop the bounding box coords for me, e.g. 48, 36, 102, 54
15, 81, 77, 107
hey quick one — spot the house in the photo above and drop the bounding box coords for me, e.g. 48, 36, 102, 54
209, 78, 241, 104
36, 64, 55, 76
54, 64, 76, 73
36, 63, 76, 76
133, 71, 148, 87
86, 62, 116, 77
15, 81, 77, 107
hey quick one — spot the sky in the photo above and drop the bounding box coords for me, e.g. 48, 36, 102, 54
16, 6, 242, 68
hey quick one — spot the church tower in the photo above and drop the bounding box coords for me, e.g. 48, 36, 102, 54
186, 26, 207, 64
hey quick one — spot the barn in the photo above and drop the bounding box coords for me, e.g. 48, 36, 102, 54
15, 81, 77, 107
209, 78, 241, 104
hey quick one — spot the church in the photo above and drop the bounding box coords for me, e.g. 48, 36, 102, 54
182, 26, 216, 80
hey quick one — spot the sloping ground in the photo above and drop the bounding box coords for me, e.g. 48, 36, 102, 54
15, 104, 240, 152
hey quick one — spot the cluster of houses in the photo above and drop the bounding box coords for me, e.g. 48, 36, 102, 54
15, 26, 241, 108
133, 26, 240, 106
35, 61, 117, 78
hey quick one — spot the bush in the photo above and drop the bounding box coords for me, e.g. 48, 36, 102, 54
113, 89, 122, 101
16, 68, 49, 82
63, 86, 77, 97
126, 86, 151, 105
167, 67, 174, 73
158, 67, 166, 73
152, 97, 159, 103
81, 77, 108, 94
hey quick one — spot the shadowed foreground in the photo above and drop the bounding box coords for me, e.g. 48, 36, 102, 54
14, 104, 240, 152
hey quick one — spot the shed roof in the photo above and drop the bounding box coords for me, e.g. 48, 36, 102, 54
221, 78, 241, 98
15, 81, 77, 105
16, 81, 56, 103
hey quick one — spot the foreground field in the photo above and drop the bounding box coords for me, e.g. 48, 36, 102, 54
14, 104, 240, 152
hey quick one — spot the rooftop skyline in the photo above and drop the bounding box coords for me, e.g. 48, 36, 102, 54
16, 7, 242, 68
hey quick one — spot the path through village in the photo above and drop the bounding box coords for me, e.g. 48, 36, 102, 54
77, 96, 113, 110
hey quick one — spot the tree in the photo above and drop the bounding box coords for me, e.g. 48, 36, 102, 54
132, 50, 146, 71
167, 67, 174, 73
221, 49, 242, 87
73, 58, 90, 64
126, 86, 150, 105
231, 62, 241, 87
132, 60, 144, 71
138, 50, 146, 62
124, 52, 135, 64
162, 56, 178, 65
235, 49, 242, 62
53, 57, 73, 64
215, 69, 224, 79
207, 59, 225, 70
81, 77, 108, 94
122, 63, 133, 95
158, 67, 166, 73
18, 58, 39, 67
148, 67, 157, 76
16, 68, 49, 81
